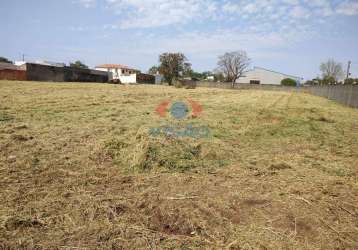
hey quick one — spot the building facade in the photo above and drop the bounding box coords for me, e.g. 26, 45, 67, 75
95, 64, 138, 83
237, 67, 302, 85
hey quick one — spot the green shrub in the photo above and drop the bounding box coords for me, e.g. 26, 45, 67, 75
173, 80, 183, 88
0, 112, 13, 122
281, 78, 297, 86
304, 80, 314, 85
344, 78, 354, 85
322, 76, 336, 85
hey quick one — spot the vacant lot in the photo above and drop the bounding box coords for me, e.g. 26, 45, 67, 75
0, 81, 357, 249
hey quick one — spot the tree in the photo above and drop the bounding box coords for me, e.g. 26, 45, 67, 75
281, 78, 297, 86
319, 59, 344, 84
304, 80, 315, 85
0, 56, 12, 64
183, 62, 193, 78
322, 76, 336, 85
344, 78, 355, 85
202, 71, 212, 79
212, 71, 225, 82
158, 53, 188, 85
70, 60, 88, 69
217, 51, 251, 87
148, 66, 160, 74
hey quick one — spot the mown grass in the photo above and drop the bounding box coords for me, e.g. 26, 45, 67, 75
0, 80, 357, 249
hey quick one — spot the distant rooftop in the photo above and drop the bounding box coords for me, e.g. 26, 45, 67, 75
0, 62, 23, 71
95, 64, 136, 70
253, 66, 302, 80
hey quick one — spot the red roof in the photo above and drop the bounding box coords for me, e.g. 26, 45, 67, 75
95, 64, 134, 70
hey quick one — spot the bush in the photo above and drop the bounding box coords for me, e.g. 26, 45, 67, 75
322, 76, 336, 85
173, 79, 197, 89
173, 80, 184, 88
281, 78, 297, 86
304, 80, 314, 85
344, 78, 354, 85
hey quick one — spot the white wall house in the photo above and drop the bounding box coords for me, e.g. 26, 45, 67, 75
95, 64, 138, 83
236, 67, 302, 85
206, 76, 215, 81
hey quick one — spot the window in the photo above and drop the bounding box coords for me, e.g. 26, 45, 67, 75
250, 80, 260, 84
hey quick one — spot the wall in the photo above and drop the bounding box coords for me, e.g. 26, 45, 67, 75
0, 69, 27, 81
197, 81, 358, 108
306, 85, 358, 108
26, 63, 65, 82
136, 73, 155, 84
26, 63, 108, 83
119, 74, 137, 84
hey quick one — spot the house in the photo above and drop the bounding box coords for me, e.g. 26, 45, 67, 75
95, 64, 139, 83
206, 75, 215, 81
236, 67, 302, 85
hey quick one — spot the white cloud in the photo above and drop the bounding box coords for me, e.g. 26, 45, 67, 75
291, 6, 311, 18
336, 1, 358, 16
130, 25, 314, 58
103, 24, 118, 30
73, 0, 357, 52
74, 0, 358, 30
104, 0, 217, 29
77, 0, 96, 8
69, 25, 90, 31
282, 0, 299, 5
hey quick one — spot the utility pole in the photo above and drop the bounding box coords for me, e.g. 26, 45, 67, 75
346, 60, 351, 80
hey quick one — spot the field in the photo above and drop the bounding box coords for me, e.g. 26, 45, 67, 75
0, 81, 357, 249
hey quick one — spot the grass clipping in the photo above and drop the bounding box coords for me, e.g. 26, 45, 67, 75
104, 128, 227, 172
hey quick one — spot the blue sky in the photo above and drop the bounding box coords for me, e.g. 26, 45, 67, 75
1, 0, 358, 79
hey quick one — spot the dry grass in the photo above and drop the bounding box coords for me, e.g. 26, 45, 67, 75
0, 80, 357, 249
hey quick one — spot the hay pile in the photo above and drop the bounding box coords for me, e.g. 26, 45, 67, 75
104, 129, 228, 172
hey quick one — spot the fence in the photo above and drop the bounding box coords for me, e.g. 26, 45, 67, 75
196, 82, 358, 108
197, 82, 301, 91
305, 84, 358, 108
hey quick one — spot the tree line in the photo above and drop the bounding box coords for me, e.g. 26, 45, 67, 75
149, 52, 357, 86
2, 54, 356, 86
148, 51, 251, 87
307, 59, 357, 85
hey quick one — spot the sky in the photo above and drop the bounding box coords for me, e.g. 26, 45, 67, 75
1, 0, 358, 80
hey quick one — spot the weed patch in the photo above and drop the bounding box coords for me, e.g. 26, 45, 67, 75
130, 134, 227, 172
0, 111, 13, 122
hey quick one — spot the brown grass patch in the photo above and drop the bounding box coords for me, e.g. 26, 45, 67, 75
0, 81, 357, 249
